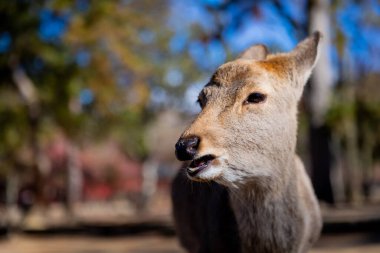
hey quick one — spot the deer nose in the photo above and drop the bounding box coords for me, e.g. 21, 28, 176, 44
175, 136, 200, 161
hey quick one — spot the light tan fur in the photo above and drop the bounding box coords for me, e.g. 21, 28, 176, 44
173, 32, 323, 253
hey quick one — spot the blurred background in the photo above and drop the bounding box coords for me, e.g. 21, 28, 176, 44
0, 0, 380, 252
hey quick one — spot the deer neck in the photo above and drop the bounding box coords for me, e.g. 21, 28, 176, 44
228, 157, 301, 253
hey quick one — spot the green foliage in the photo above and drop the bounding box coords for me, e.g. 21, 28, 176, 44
327, 75, 380, 144
0, 0, 186, 168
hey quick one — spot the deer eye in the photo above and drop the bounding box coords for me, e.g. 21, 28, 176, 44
197, 93, 207, 108
244, 92, 267, 104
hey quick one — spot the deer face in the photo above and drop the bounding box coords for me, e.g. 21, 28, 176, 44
175, 33, 321, 187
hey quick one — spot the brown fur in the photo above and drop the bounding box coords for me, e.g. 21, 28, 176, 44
172, 32, 323, 253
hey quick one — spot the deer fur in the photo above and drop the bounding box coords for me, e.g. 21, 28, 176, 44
172, 32, 323, 253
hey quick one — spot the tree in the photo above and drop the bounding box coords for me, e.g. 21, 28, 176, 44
0, 0, 176, 210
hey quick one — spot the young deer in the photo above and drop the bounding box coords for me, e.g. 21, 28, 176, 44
172, 33, 323, 253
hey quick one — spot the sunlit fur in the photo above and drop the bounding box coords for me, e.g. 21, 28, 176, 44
172, 32, 323, 253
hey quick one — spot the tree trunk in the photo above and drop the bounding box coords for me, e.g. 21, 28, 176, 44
341, 99, 361, 204
360, 123, 375, 201
11, 65, 46, 207
6, 170, 19, 208
141, 159, 158, 210
67, 144, 82, 213
307, 0, 335, 204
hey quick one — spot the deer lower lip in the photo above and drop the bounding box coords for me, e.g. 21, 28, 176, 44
187, 155, 216, 176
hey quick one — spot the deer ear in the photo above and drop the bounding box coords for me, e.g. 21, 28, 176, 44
238, 44, 268, 61
290, 31, 322, 83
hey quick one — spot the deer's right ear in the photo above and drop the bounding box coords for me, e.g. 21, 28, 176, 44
238, 44, 268, 61
290, 31, 322, 84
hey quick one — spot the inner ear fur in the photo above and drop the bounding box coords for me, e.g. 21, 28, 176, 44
238, 44, 268, 61
259, 31, 322, 85
290, 31, 322, 77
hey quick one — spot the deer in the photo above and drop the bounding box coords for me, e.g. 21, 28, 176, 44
171, 32, 323, 253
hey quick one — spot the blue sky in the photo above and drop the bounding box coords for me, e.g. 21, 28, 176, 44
39, 8, 69, 43
167, 0, 380, 73
166, 0, 380, 111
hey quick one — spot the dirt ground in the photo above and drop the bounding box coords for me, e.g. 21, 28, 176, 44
0, 233, 380, 253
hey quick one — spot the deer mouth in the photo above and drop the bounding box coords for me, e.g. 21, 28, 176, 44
187, 154, 216, 177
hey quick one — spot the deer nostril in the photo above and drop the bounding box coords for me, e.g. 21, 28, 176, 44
175, 136, 200, 161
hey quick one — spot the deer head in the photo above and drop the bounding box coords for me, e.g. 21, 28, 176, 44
175, 32, 321, 188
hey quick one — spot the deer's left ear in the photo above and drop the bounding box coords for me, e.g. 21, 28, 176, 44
290, 31, 322, 84
238, 44, 268, 61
